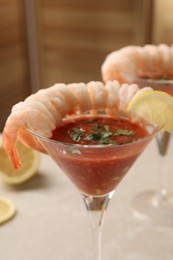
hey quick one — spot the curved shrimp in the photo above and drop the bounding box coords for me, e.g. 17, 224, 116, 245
68, 82, 93, 113
87, 81, 107, 110
158, 44, 171, 72
101, 51, 137, 83
118, 83, 140, 111
3, 81, 152, 169
3, 83, 78, 169
118, 46, 147, 71
101, 44, 173, 83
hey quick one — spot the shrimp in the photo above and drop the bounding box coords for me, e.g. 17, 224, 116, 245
101, 51, 137, 83
118, 46, 147, 71
68, 82, 93, 113
118, 83, 140, 111
158, 44, 171, 72
101, 44, 173, 82
131, 87, 153, 101
169, 45, 173, 75
87, 81, 107, 109
3, 83, 78, 169
2, 81, 152, 169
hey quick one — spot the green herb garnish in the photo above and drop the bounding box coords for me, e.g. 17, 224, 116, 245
115, 129, 135, 136
68, 147, 81, 154
84, 133, 101, 141
69, 124, 135, 145
69, 128, 84, 142
93, 124, 102, 131
98, 138, 117, 145
103, 125, 110, 132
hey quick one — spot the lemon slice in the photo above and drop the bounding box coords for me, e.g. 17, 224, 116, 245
0, 137, 40, 184
127, 90, 173, 132
0, 196, 16, 224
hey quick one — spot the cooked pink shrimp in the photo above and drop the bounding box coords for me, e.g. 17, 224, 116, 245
118, 46, 148, 71
105, 80, 120, 107
3, 83, 78, 169
3, 81, 152, 169
68, 82, 93, 113
118, 83, 140, 111
139, 45, 159, 74
87, 81, 107, 110
130, 87, 153, 101
101, 44, 173, 82
169, 45, 173, 74
158, 44, 171, 72
101, 51, 137, 83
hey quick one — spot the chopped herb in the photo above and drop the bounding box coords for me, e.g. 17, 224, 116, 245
69, 128, 84, 142
98, 138, 117, 145
68, 123, 135, 145
115, 129, 135, 136
84, 133, 101, 141
68, 147, 81, 154
101, 131, 112, 138
85, 124, 112, 142
103, 125, 110, 132
93, 124, 102, 131
93, 124, 110, 132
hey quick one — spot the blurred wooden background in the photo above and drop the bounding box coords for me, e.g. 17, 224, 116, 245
0, 0, 173, 131
0, 0, 31, 132
34, 0, 153, 88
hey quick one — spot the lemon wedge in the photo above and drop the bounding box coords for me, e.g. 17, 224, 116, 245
127, 90, 173, 132
0, 196, 16, 224
0, 137, 40, 184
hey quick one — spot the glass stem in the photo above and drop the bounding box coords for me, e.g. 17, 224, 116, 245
158, 155, 167, 199
82, 191, 114, 260
156, 131, 170, 156
156, 132, 170, 199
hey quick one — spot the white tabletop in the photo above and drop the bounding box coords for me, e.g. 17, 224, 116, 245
1, 136, 173, 260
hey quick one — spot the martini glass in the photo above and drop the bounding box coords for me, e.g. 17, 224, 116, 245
27, 109, 159, 260
122, 74, 173, 224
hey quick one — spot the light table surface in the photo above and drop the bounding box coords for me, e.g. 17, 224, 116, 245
1, 136, 173, 260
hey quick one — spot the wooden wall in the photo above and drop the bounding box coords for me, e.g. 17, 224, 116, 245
0, 0, 154, 131
0, 0, 31, 131
34, 0, 153, 88
152, 0, 173, 44
1, 0, 173, 133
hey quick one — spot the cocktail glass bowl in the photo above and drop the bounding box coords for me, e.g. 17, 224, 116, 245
27, 109, 160, 259
122, 74, 173, 225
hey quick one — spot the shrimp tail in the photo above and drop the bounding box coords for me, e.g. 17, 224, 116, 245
3, 130, 21, 169
9, 148, 21, 169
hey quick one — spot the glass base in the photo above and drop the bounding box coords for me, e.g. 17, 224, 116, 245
132, 190, 173, 225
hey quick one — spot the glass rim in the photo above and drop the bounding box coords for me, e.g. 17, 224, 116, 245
120, 72, 173, 84
133, 77, 173, 84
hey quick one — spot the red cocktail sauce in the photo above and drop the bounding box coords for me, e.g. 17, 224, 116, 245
51, 116, 150, 196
